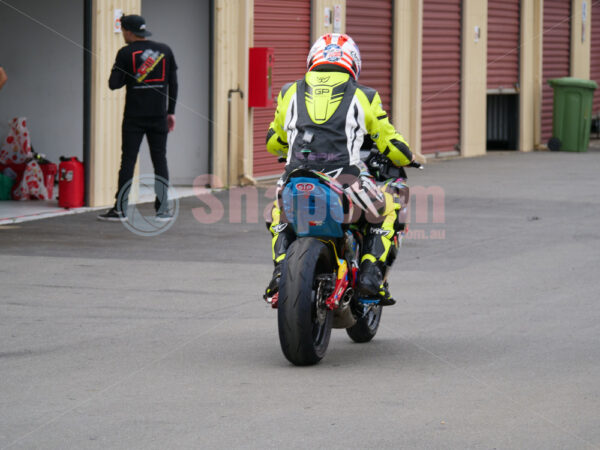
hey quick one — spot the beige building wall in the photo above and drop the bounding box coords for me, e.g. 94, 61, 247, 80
460, 0, 487, 157
242, 1, 255, 185
213, 0, 251, 186
571, 0, 592, 79
312, 0, 346, 40
393, 0, 423, 157
520, 0, 544, 151
89, 0, 141, 207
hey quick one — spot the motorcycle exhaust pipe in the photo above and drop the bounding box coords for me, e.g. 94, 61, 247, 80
332, 288, 357, 329
340, 288, 353, 309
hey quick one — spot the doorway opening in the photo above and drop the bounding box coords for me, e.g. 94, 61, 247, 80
487, 94, 519, 150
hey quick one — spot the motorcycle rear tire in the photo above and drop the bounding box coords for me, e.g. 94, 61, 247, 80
278, 238, 333, 366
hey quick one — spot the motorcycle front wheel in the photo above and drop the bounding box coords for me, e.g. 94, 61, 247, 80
346, 303, 382, 343
278, 238, 334, 366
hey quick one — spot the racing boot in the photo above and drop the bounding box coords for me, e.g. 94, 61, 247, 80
263, 262, 282, 301
357, 260, 396, 306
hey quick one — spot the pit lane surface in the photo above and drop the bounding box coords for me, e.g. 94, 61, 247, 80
1, 150, 599, 449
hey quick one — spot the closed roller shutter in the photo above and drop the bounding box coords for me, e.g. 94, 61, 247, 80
591, 1, 600, 114
346, 0, 393, 116
252, 0, 311, 178
487, 0, 520, 90
542, 0, 571, 143
421, 0, 462, 155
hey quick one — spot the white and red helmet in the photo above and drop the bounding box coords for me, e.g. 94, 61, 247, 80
307, 33, 362, 80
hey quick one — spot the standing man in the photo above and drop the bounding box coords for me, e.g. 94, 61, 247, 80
98, 14, 178, 221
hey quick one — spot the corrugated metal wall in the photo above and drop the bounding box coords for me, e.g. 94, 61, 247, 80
542, 0, 571, 143
487, 0, 520, 90
592, 1, 600, 114
346, 0, 393, 117
421, 0, 462, 155
252, 0, 311, 177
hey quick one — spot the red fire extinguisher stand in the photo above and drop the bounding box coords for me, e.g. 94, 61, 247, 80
58, 157, 84, 208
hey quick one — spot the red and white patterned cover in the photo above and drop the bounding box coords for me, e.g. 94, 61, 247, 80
0, 117, 32, 165
12, 160, 49, 200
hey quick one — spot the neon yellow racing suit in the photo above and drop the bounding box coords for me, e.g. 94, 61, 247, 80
267, 71, 412, 169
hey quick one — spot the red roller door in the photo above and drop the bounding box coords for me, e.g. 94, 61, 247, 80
253, 0, 311, 177
487, 0, 520, 90
591, 1, 600, 114
346, 0, 393, 116
252, 0, 311, 177
422, 0, 462, 155
542, 0, 571, 143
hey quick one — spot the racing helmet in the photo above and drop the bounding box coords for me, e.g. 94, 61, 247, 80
307, 33, 362, 80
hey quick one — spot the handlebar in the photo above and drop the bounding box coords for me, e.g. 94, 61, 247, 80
362, 148, 424, 181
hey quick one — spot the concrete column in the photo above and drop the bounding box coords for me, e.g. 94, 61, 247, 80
312, 0, 346, 41
89, 0, 141, 207
213, 0, 251, 186
241, 1, 254, 185
460, 0, 487, 157
393, 0, 423, 157
571, 0, 592, 79
520, 0, 544, 151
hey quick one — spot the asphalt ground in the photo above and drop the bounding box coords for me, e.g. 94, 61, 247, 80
1, 149, 599, 449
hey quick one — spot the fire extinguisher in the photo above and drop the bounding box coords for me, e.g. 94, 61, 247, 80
58, 157, 84, 208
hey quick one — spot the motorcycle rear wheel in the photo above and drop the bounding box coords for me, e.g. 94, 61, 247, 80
278, 238, 334, 366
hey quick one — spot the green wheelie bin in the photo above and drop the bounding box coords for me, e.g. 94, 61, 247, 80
548, 77, 597, 152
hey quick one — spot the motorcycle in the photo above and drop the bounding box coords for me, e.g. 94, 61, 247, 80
267, 149, 422, 366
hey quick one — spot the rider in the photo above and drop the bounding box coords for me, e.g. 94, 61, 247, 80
264, 33, 418, 306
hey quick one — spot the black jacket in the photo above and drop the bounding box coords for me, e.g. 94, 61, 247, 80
109, 40, 178, 117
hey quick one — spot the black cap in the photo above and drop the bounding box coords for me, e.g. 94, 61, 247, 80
121, 14, 152, 37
